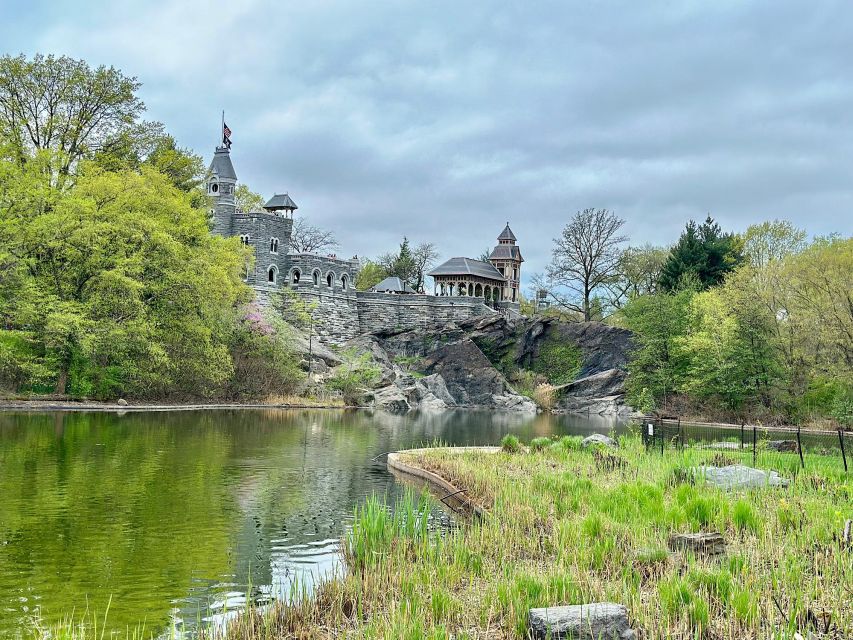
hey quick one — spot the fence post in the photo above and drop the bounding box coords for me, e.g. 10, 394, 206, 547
839, 429, 848, 473
796, 425, 805, 469
752, 425, 757, 466
678, 417, 683, 450
740, 422, 745, 449
659, 417, 664, 454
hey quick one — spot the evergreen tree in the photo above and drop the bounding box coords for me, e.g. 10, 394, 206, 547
658, 216, 743, 291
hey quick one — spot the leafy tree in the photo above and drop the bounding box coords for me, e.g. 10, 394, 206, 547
288, 217, 338, 254
379, 237, 418, 287
658, 216, 743, 291
614, 244, 669, 300
678, 277, 781, 411
355, 259, 387, 291
0, 149, 259, 398
0, 54, 145, 180
622, 289, 694, 411
542, 208, 627, 321
742, 220, 807, 269
235, 184, 265, 213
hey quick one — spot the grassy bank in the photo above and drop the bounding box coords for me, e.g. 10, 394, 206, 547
30, 435, 852, 639
210, 434, 850, 639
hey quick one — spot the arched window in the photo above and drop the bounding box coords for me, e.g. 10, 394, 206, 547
270, 237, 279, 253
291, 269, 300, 284
209, 182, 219, 194
341, 274, 349, 291
326, 273, 334, 288
313, 270, 320, 286
268, 265, 278, 284
239, 234, 250, 246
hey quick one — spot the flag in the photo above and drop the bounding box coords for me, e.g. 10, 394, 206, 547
223, 122, 232, 148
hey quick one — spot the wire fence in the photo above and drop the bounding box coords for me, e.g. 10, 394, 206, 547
635, 416, 849, 475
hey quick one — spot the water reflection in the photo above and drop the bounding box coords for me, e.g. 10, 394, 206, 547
0, 408, 625, 636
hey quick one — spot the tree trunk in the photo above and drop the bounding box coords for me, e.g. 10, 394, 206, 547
54, 369, 68, 395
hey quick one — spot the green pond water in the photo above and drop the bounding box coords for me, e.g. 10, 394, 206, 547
0, 408, 629, 637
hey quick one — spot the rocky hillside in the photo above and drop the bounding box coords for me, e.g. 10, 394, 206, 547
338, 313, 633, 415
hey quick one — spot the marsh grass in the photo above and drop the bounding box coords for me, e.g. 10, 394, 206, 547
35, 436, 852, 639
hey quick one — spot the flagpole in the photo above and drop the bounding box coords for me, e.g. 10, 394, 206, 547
220, 110, 224, 148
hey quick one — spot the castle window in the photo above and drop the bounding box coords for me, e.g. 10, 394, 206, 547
326, 273, 333, 288
291, 269, 300, 284
221, 184, 232, 195
313, 270, 320, 286
341, 274, 348, 291
239, 234, 250, 246
211, 182, 219, 194
268, 265, 278, 284
270, 237, 279, 254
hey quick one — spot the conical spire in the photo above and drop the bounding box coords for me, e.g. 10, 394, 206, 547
498, 222, 517, 243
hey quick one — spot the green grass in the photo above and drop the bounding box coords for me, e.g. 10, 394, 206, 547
35, 435, 852, 639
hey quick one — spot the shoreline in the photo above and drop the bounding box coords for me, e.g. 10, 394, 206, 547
0, 399, 354, 413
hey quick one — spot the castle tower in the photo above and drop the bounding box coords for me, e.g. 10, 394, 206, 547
208, 145, 238, 236
488, 223, 524, 304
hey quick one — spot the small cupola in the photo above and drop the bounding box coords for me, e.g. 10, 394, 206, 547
263, 193, 298, 217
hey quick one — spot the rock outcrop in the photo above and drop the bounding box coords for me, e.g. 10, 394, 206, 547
344, 312, 632, 414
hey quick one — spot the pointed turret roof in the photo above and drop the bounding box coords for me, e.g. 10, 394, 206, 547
498, 222, 517, 242
263, 193, 298, 211
208, 146, 237, 181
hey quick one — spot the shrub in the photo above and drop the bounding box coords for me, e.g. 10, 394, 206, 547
500, 434, 521, 453
529, 437, 551, 453
532, 383, 556, 410
326, 348, 382, 404
556, 435, 583, 451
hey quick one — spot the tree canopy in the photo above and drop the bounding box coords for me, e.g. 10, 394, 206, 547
658, 216, 743, 291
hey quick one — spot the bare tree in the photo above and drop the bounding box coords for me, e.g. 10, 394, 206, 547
412, 242, 439, 292
288, 217, 339, 254
544, 208, 627, 321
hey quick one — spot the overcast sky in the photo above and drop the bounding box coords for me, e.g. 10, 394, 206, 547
7, 1, 853, 289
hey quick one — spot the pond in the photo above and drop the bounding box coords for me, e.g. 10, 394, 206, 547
0, 408, 628, 637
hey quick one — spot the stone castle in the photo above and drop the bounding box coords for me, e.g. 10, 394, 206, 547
207, 144, 523, 345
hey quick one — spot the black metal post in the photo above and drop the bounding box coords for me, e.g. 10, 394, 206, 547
839, 429, 848, 473
678, 417, 683, 450
659, 417, 664, 455
752, 425, 757, 466
796, 425, 805, 469
740, 422, 745, 450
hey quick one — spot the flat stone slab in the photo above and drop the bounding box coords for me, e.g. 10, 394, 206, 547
529, 603, 636, 639
668, 531, 726, 557
698, 464, 789, 490
581, 433, 619, 449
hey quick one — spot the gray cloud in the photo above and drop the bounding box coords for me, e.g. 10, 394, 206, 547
9, 0, 853, 289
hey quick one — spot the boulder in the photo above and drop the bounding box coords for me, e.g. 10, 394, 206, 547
529, 603, 636, 640
372, 386, 410, 414
668, 532, 726, 558
703, 442, 742, 450
116, 398, 128, 407
419, 373, 456, 407
698, 464, 789, 490
582, 433, 619, 450
767, 440, 799, 453
554, 369, 630, 416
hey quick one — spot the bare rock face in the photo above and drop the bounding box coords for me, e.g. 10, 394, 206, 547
668, 532, 726, 558
698, 464, 789, 490
528, 603, 636, 640
422, 339, 535, 411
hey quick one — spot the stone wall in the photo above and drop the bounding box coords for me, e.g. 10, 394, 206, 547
355, 292, 492, 336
